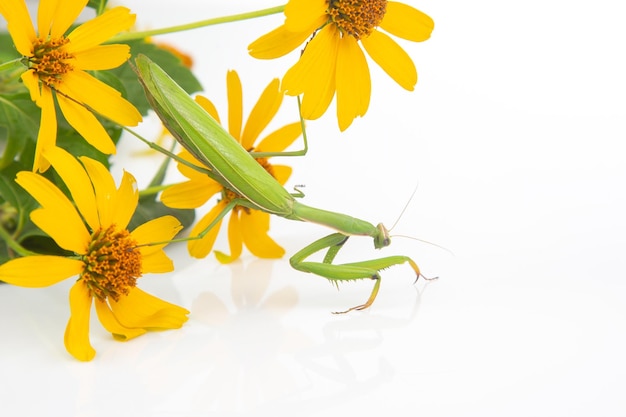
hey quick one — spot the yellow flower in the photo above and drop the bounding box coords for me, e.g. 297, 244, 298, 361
248, 0, 434, 131
0, 146, 188, 361
0, 0, 142, 172
161, 70, 301, 263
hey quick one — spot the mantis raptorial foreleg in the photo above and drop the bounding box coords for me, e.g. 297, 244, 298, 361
289, 232, 429, 313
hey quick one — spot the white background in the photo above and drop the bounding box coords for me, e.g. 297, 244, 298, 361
1, 0, 625, 416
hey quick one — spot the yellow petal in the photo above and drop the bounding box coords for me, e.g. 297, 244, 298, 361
30, 86, 56, 172
0, 0, 37, 56
15, 171, 90, 253
64, 280, 96, 361
78, 156, 116, 228
282, 24, 339, 120
195, 95, 221, 124
140, 249, 175, 274
47, 0, 88, 38
256, 122, 302, 153
66, 7, 135, 52
241, 210, 285, 258
59, 70, 142, 126
30, 207, 90, 254
272, 164, 292, 186
131, 215, 182, 248
188, 201, 227, 258
241, 78, 282, 149
176, 149, 211, 180
131, 215, 182, 260
72, 44, 131, 70
226, 70, 243, 141
214, 212, 243, 264
380, 2, 434, 42
56, 93, 117, 155
0, 255, 83, 287
284, 0, 327, 32
336, 36, 371, 131
95, 299, 147, 341
156, 42, 194, 68
111, 170, 138, 230
248, 24, 312, 60
361, 30, 417, 91
44, 146, 99, 230
109, 287, 189, 330
160, 178, 221, 209
36, 0, 55, 37
21, 70, 40, 104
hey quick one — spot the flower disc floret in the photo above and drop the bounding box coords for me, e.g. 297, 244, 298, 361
328, 0, 387, 39
219, 150, 277, 215
221, 188, 247, 214
82, 225, 142, 302
28, 37, 73, 87
253, 153, 275, 178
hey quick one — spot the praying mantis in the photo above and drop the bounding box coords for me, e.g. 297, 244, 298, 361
134, 55, 432, 313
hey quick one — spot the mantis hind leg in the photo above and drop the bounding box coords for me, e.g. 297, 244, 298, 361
289, 233, 431, 313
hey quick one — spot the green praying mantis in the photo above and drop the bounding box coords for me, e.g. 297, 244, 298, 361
134, 55, 433, 313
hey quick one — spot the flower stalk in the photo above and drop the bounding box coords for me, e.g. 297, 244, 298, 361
110, 5, 286, 42
0, 58, 24, 74
0, 223, 36, 257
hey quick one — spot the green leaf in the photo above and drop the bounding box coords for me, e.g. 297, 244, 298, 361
109, 40, 203, 116
131, 152, 195, 234
0, 161, 37, 212
0, 32, 20, 62
53, 97, 114, 168
129, 199, 195, 235
87, 0, 108, 15
0, 93, 38, 170
0, 162, 42, 262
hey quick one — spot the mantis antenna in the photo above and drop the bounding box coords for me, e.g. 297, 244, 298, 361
388, 184, 454, 256
388, 183, 420, 232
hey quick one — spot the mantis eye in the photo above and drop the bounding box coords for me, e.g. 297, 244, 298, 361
374, 223, 391, 248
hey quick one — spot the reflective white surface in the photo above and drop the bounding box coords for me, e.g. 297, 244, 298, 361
2, 0, 626, 416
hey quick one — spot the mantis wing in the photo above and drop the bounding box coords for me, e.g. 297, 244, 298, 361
134, 54, 294, 215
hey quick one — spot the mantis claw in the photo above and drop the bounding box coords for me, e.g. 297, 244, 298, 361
332, 275, 381, 314
414, 273, 439, 285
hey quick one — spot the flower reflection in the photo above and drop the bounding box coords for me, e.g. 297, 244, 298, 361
291, 282, 430, 404
173, 258, 434, 414
190, 259, 304, 411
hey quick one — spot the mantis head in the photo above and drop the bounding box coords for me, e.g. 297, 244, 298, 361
373, 223, 391, 249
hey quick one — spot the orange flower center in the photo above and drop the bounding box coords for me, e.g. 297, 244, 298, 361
29, 37, 74, 87
221, 151, 275, 214
327, 0, 387, 39
254, 156, 274, 178
81, 225, 142, 302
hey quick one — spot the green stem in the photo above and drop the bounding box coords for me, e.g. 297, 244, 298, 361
0, 58, 24, 74
250, 96, 309, 158
139, 183, 173, 198
0, 224, 37, 258
110, 5, 285, 43
121, 126, 222, 183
